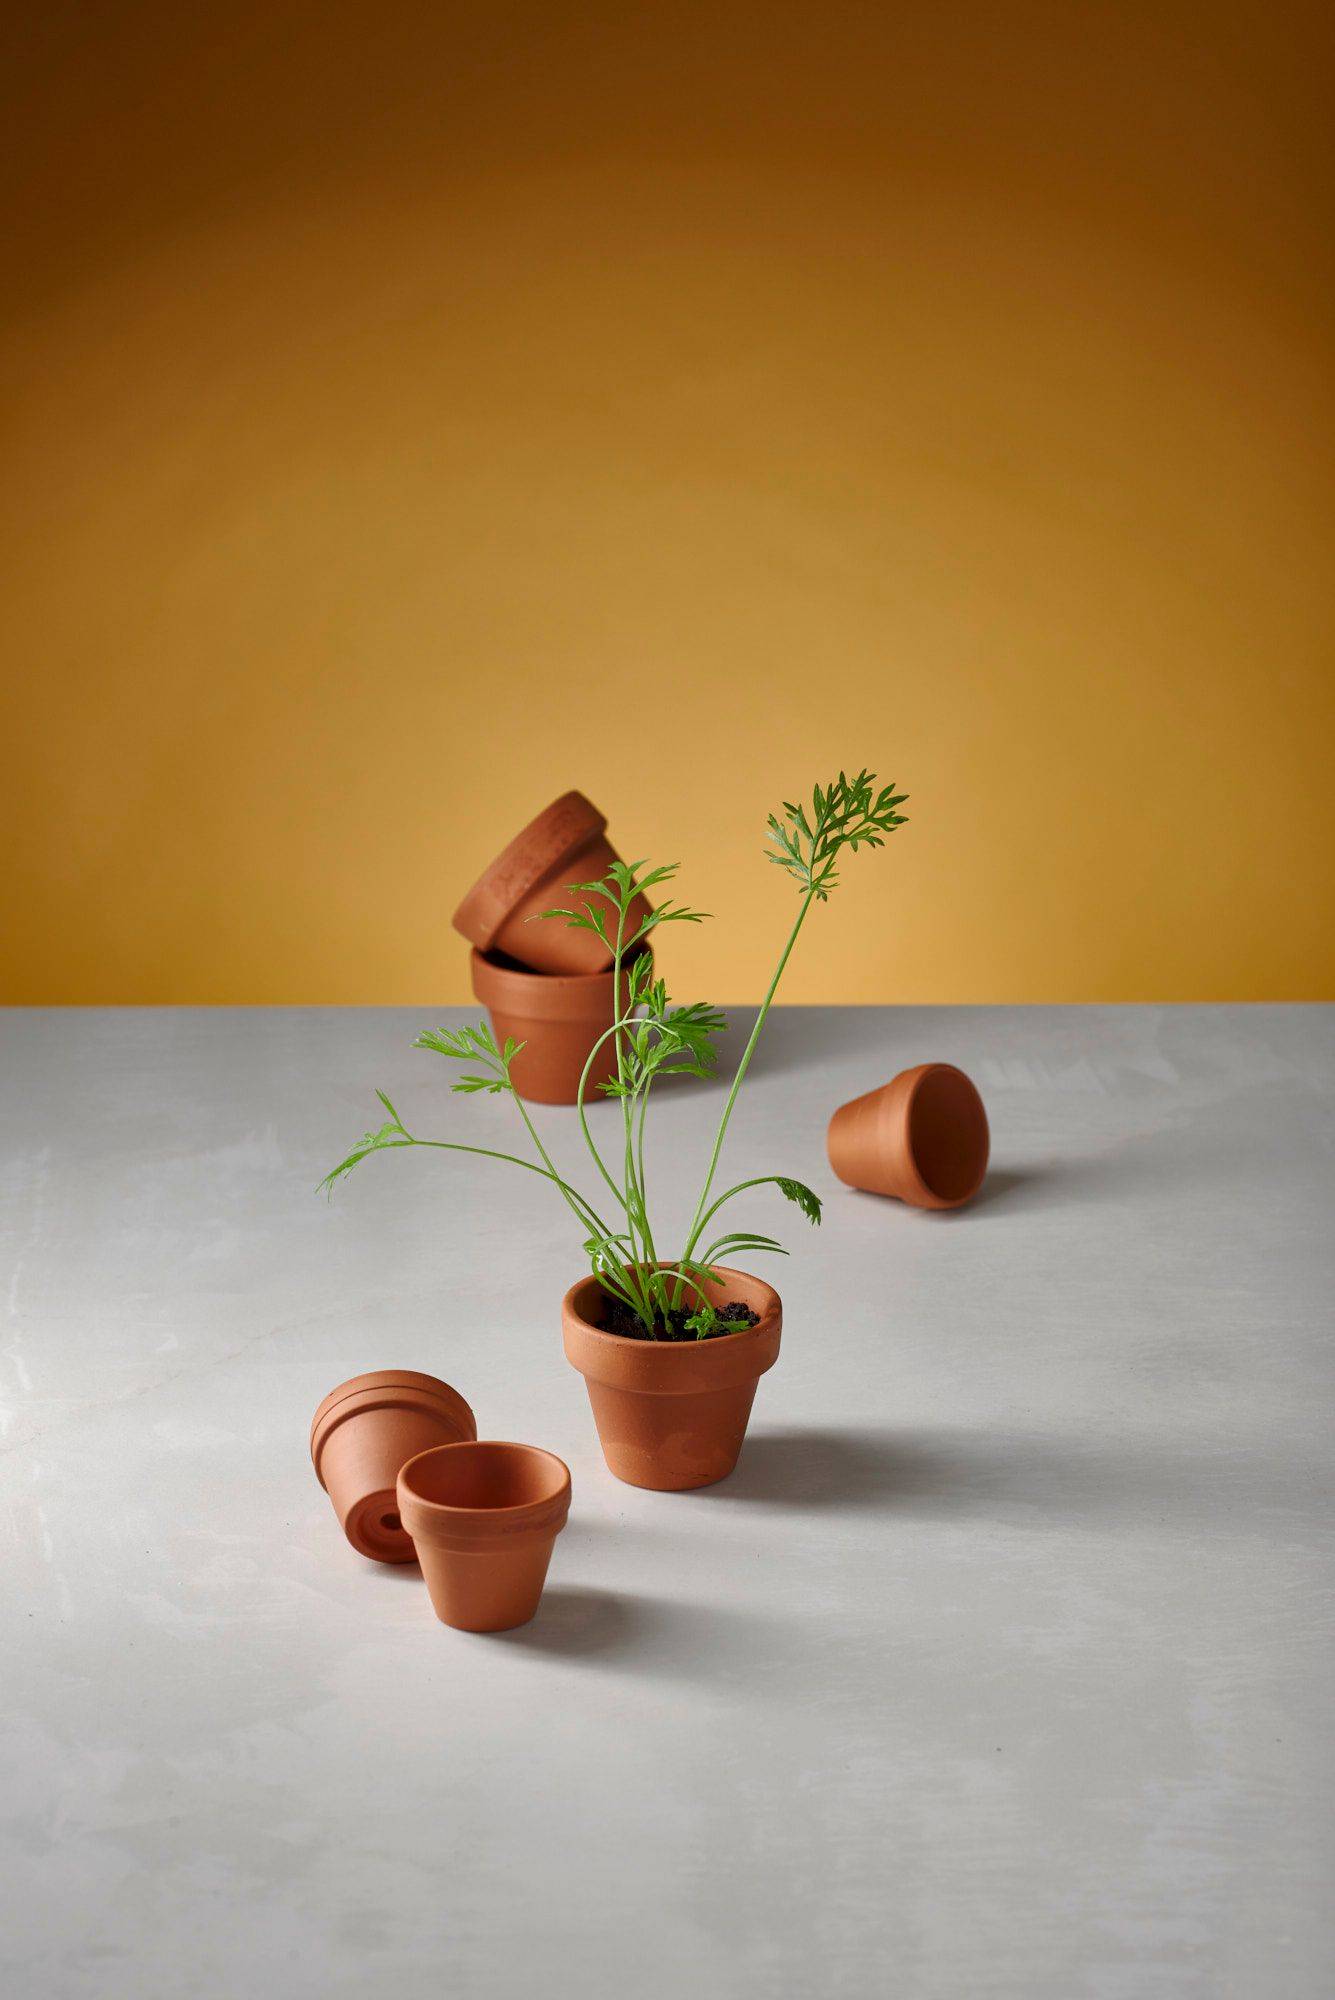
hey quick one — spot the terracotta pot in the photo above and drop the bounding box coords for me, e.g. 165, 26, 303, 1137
562, 1266, 782, 1491
397, 1441, 571, 1631
470, 946, 647, 1105
310, 1370, 477, 1563
452, 790, 651, 976
827, 1062, 990, 1209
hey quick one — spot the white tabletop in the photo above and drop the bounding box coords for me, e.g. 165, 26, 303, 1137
2, 1004, 1332, 1999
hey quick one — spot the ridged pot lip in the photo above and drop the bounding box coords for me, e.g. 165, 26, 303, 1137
470, 944, 649, 1016
309, 1371, 477, 1488
561, 1266, 783, 1356
451, 791, 605, 951
397, 1441, 572, 1541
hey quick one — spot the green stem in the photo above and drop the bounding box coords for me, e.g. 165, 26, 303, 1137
574, 1020, 632, 1213
611, 898, 655, 1325
573, 892, 656, 1334
374, 1134, 613, 1240
691, 1176, 789, 1241
635, 1075, 657, 1267
674, 889, 816, 1300
500, 1097, 620, 1244
612, 901, 638, 1262
653, 1265, 715, 1309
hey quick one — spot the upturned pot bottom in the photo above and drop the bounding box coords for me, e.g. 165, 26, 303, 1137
451, 789, 652, 977
310, 1371, 477, 1563
561, 1267, 782, 1490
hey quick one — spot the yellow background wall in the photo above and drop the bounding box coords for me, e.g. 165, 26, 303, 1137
5, 1, 1333, 1004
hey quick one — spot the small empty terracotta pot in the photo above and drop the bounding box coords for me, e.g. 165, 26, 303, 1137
562, 1266, 782, 1490
827, 1062, 990, 1209
310, 1370, 477, 1562
452, 790, 651, 977
471, 946, 647, 1105
397, 1441, 571, 1631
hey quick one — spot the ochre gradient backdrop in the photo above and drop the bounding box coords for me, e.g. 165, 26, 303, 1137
4, 1, 1333, 1003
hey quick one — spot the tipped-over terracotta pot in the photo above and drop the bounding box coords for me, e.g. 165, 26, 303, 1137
310, 1370, 477, 1562
397, 1441, 571, 1631
452, 790, 651, 977
827, 1062, 990, 1209
471, 946, 647, 1105
562, 1266, 781, 1491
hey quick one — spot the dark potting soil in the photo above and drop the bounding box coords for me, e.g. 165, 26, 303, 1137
598, 1299, 762, 1343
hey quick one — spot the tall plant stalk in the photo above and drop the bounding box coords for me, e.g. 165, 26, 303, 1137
669, 892, 813, 1308
322, 771, 908, 1338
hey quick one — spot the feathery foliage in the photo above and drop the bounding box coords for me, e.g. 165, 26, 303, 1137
321, 771, 907, 1336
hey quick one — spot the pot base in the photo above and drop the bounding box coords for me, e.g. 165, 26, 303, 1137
451, 790, 651, 977
415, 1542, 559, 1631
582, 1378, 760, 1490
343, 1489, 414, 1564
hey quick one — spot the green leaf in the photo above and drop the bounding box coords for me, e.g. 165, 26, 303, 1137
774, 1176, 822, 1225
537, 907, 602, 936
699, 1230, 788, 1265
317, 1115, 408, 1196
411, 1022, 520, 1098
683, 1303, 752, 1342
765, 769, 909, 900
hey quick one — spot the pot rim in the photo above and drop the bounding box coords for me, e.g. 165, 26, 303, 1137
397, 1440, 572, 1539
452, 790, 605, 951
470, 943, 650, 1015
561, 1265, 782, 1351
309, 1371, 476, 1488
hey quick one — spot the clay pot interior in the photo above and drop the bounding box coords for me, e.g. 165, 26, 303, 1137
401, 1440, 568, 1512
397, 1441, 571, 1633
827, 1062, 989, 1209
906, 1065, 990, 1205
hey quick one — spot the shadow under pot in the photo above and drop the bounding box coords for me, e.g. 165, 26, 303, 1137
397, 1441, 572, 1631
452, 789, 652, 977
310, 1370, 477, 1562
562, 1266, 782, 1491
827, 1062, 989, 1209
470, 945, 648, 1105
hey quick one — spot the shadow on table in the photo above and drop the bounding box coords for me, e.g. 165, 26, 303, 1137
835, 1164, 1054, 1217
707, 1006, 835, 1086
491, 1420, 1319, 1675
494, 1584, 797, 1676
709, 1424, 1316, 1533
961, 1165, 1046, 1212
841, 1152, 1150, 1218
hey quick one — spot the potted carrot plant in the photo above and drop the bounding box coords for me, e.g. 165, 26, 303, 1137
322, 771, 908, 1489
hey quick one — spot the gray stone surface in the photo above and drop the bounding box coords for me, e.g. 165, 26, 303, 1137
1, 1003, 1332, 1999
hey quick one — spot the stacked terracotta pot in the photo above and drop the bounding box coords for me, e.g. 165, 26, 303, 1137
451, 791, 651, 1104
311, 1369, 571, 1631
